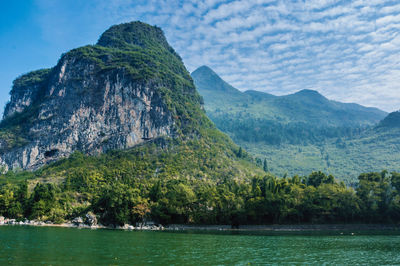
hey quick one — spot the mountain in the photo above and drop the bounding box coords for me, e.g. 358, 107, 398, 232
192, 65, 386, 147
0, 22, 261, 178
190, 66, 240, 95
379, 111, 400, 128
192, 66, 386, 128
192, 66, 400, 182
0, 23, 209, 171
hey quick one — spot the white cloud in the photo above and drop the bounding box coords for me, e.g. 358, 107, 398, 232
31, 0, 400, 112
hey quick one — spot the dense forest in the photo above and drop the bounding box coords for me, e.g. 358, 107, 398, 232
208, 112, 366, 145
1, 150, 399, 226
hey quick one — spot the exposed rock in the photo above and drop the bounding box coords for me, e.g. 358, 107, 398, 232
0, 21, 195, 171
0, 63, 173, 171
3, 69, 51, 119
7, 219, 16, 225
84, 212, 97, 226
72, 217, 84, 226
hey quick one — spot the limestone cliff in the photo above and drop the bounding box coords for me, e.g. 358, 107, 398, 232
0, 21, 203, 171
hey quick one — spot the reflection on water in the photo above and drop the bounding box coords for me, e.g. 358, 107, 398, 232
1, 226, 400, 265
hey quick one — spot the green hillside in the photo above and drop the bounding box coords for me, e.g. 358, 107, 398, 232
192, 66, 399, 183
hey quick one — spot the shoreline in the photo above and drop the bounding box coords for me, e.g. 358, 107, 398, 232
166, 223, 400, 232
1, 219, 399, 232
0, 219, 163, 231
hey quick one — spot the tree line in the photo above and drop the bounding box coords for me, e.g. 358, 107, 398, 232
1, 169, 400, 227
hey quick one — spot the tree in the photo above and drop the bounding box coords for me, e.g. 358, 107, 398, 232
28, 183, 56, 220
263, 159, 269, 172
237, 147, 243, 158
131, 200, 150, 225
306, 171, 334, 187
92, 183, 144, 226
356, 172, 391, 222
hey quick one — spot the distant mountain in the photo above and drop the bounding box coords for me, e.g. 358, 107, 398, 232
379, 111, 400, 128
191, 66, 240, 94
192, 66, 386, 128
192, 65, 400, 182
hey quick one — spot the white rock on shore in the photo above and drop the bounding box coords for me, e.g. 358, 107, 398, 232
0, 216, 166, 231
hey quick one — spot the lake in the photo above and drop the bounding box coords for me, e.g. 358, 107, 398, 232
1, 226, 400, 265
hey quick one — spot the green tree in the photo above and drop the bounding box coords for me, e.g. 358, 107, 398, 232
263, 159, 269, 172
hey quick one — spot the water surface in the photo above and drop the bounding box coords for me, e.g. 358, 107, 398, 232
1, 226, 400, 265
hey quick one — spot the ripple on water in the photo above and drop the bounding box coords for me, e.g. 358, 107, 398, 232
0, 226, 400, 265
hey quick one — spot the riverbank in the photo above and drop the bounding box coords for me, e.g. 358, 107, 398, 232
1, 217, 399, 232
167, 223, 400, 231
0, 217, 164, 231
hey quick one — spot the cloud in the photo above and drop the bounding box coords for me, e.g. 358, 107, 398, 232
31, 0, 400, 112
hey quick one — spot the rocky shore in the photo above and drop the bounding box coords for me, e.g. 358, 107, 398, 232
0, 216, 164, 231
1, 215, 399, 232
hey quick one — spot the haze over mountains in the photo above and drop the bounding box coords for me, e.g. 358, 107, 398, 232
193, 66, 386, 127
192, 66, 400, 183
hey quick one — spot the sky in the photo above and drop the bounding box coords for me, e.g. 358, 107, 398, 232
1, 1, 400, 113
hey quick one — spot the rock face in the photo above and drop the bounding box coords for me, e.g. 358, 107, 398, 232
3, 69, 51, 119
0, 22, 199, 171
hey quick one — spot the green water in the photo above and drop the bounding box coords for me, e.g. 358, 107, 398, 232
1, 226, 400, 265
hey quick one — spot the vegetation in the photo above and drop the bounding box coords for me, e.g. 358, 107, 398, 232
379, 111, 400, 128
192, 66, 386, 129
240, 126, 400, 183
11, 68, 52, 91
1, 23, 399, 228
0, 22, 262, 226
0, 134, 262, 225
1, 152, 400, 226
192, 66, 400, 182
208, 113, 367, 145
0, 68, 52, 151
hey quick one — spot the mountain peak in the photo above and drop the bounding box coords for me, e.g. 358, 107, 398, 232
191, 65, 219, 79
288, 89, 328, 103
294, 89, 323, 97
193, 65, 214, 74
379, 111, 400, 128
97, 21, 173, 52
191, 66, 240, 94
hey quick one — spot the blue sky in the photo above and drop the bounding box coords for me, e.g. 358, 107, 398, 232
1, 0, 400, 113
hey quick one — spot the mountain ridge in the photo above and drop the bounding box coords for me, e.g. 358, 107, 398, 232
192, 65, 399, 182
192, 65, 386, 119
